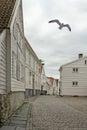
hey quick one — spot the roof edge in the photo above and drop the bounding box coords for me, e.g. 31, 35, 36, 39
59, 56, 87, 70
8, 0, 21, 27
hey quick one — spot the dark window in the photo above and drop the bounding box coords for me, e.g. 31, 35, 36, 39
73, 68, 78, 72
73, 68, 75, 72
72, 81, 78, 86
76, 68, 78, 72
73, 82, 75, 85
85, 60, 87, 64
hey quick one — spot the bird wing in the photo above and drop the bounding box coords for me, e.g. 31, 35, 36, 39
48, 19, 61, 26
63, 24, 71, 31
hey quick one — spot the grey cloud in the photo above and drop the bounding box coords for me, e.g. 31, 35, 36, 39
23, 0, 87, 78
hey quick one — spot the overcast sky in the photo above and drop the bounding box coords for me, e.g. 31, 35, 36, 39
22, 0, 87, 79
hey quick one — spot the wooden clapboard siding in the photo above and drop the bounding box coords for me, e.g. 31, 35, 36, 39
0, 31, 7, 94
61, 87, 87, 96
11, 78, 25, 91
0, 0, 41, 94
24, 38, 41, 91
10, 0, 25, 92
60, 57, 87, 96
25, 67, 30, 89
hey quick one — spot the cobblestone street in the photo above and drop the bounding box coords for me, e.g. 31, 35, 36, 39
29, 96, 87, 130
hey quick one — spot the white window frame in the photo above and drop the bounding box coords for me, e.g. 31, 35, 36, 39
12, 51, 17, 79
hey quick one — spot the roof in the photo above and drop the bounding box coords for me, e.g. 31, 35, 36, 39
47, 77, 55, 85
0, 0, 16, 33
59, 56, 87, 71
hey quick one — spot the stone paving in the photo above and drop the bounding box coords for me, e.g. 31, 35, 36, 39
28, 96, 87, 130
0, 96, 87, 130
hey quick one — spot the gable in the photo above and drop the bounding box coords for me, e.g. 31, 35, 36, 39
10, 0, 24, 37
61, 57, 87, 68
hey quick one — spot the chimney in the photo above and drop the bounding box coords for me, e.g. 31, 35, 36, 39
78, 53, 83, 59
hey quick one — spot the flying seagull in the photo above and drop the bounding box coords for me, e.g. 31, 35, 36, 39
49, 19, 71, 31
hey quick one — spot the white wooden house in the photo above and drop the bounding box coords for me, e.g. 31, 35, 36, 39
0, 0, 25, 122
0, 0, 42, 122
46, 77, 53, 95
53, 79, 59, 95
59, 54, 87, 96
24, 38, 41, 97
46, 77, 58, 95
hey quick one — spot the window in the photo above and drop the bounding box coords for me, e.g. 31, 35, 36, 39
73, 68, 78, 72
17, 61, 24, 81
31, 56, 33, 68
12, 51, 17, 79
85, 60, 87, 64
20, 62, 24, 81
72, 81, 78, 86
29, 72, 32, 84
25, 50, 29, 65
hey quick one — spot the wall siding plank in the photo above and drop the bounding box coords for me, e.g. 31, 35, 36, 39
0, 34, 7, 94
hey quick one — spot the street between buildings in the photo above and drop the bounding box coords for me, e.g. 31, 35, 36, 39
0, 95, 87, 130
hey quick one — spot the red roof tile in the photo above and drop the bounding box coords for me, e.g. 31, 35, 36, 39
0, 0, 16, 33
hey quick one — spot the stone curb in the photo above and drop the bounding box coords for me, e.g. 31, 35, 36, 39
0, 96, 39, 130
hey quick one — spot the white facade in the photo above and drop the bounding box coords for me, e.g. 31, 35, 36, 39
46, 77, 58, 95
46, 78, 53, 95
0, 0, 42, 121
59, 55, 87, 96
40, 65, 47, 95
0, 0, 42, 96
0, 30, 7, 94
24, 38, 41, 96
52, 79, 59, 95
0, 0, 25, 121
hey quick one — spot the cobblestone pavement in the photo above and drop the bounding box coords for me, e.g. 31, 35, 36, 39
29, 96, 87, 130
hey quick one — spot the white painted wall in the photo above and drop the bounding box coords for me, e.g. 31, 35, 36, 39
10, 0, 25, 92
0, 30, 7, 94
0, 0, 41, 94
59, 57, 87, 96
24, 38, 41, 92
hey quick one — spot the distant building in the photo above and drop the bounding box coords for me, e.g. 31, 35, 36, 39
46, 77, 58, 95
53, 79, 59, 95
59, 54, 87, 96
46, 77, 53, 95
40, 64, 47, 95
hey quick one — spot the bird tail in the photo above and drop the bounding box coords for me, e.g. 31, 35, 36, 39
49, 21, 52, 23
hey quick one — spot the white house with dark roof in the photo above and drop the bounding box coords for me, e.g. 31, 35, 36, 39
59, 54, 87, 96
0, 0, 42, 122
